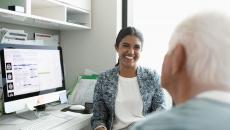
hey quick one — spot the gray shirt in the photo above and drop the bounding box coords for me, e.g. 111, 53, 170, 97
132, 91, 230, 130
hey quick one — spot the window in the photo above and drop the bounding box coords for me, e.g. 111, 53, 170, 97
128, 0, 230, 74
127, 0, 229, 107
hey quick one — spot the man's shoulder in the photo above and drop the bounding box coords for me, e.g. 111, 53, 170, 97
132, 99, 230, 130
132, 109, 178, 130
132, 102, 196, 130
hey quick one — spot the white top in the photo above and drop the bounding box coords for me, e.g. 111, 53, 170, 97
197, 90, 230, 104
112, 75, 144, 130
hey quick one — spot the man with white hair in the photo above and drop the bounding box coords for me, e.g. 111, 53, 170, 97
131, 11, 230, 130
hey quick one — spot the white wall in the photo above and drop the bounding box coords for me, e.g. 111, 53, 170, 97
60, 0, 121, 89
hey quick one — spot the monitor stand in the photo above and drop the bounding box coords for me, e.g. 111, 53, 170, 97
15, 103, 48, 120
16, 110, 38, 120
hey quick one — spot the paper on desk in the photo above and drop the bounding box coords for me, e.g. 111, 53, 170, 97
69, 78, 97, 105
64, 111, 84, 117
53, 111, 83, 120
0, 115, 27, 125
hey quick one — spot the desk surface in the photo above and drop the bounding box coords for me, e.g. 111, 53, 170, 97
0, 103, 92, 130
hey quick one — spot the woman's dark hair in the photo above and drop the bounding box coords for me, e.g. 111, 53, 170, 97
115, 26, 144, 49
115, 27, 144, 66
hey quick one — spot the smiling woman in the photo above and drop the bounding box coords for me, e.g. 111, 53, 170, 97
91, 27, 169, 130
116, 35, 141, 75
115, 27, 143, 77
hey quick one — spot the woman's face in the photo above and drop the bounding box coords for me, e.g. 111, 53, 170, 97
116, 35, 142, 69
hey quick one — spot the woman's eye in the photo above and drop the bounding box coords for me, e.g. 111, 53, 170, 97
122, 44, 129, 47
134, 46, 140, 50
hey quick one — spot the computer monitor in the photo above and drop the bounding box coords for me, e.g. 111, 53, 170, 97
0, 44, 66, 114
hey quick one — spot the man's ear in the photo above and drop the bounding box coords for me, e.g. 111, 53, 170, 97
171, 44, 186, 75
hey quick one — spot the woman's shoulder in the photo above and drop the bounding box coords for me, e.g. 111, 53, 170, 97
138, 67, 161, 92
137, 66, 159, 78
98, 67, 118, 79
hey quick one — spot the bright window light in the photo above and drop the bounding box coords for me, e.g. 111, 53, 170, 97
131, 0, 230, 74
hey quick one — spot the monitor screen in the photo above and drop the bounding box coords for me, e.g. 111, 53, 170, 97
0, 44, 66, 113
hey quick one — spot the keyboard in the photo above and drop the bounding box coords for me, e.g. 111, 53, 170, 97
20, 114, 70, 130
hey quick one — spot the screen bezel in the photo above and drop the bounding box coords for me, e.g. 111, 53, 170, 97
0, 44, 66, 103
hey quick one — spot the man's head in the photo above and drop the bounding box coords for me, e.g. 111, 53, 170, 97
161, 11, 230, 105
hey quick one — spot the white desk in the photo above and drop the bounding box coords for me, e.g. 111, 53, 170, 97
0, 103, 92, 130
